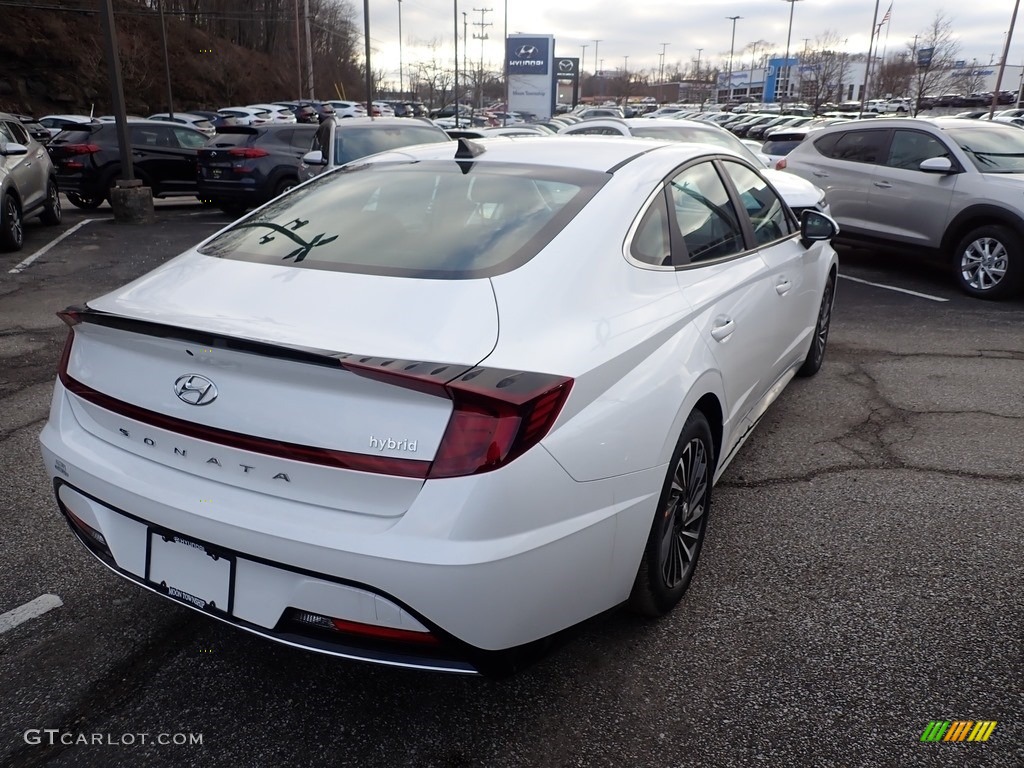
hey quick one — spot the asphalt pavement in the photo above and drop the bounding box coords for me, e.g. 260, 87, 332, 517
0, 199, 1021, 768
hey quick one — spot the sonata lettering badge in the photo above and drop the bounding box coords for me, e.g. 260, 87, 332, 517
507, 37, 549, 75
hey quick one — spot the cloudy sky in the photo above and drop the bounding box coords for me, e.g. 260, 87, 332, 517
363, 1, 1023, 84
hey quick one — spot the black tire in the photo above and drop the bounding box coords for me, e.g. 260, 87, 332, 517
0, 193, 24, 252
66, 192, 103, 210
797, 271, 836, 378
273, 177, 298, 197
40, 178, 62, 225
952, 224, 1023, 300
629, 410, 714, 617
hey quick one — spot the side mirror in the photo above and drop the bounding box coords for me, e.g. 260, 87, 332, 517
0, 142, 28, 156
800, 210, 840, 247
919, 156, 955, 174
302, 149, 326, 166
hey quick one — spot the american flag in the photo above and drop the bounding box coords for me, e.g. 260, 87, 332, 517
880, 3, 893, 26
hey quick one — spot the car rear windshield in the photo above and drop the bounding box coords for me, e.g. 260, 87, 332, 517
627, 125, 763, 164
334, 125, 449, 165
197, 161, 606, 278
762, 137, 805, 156
945, 126, 1024, 172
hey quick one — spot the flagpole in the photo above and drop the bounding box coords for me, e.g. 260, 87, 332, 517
859, 0, 882, 117
880, 5, 892, 69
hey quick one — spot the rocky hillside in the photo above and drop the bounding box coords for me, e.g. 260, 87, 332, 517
0, 1, 356, 117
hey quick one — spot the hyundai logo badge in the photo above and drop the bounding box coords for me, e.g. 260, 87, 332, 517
174, 374, 219, 406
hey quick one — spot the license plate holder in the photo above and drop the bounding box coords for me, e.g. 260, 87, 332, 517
146, 530, 234, 614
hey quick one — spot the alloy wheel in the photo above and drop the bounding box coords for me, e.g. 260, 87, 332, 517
658, 437, 709, 588
813, 276, 835, 363
961, 237, 1008, 292
5, 196, 22, 247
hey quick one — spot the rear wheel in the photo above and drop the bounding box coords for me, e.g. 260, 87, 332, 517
273, 177, 298, 197
1, 193, 23, 251
953, 224, 1023, 299
40, 179, 62, 225
66, 192, 103, 210
629, 411, 714, 617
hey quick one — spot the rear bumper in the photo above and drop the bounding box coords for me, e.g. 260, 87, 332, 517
196, 178, 269, 203
39, 381, 661, 672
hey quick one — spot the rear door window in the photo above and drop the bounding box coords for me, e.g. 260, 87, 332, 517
815, 129, 888, 164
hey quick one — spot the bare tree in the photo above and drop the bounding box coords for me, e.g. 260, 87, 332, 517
874, 53, 916, 98
797, 31, 851, 111
908, 12, 962, 116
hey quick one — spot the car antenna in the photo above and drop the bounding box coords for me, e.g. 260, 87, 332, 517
454, 137, 485, 174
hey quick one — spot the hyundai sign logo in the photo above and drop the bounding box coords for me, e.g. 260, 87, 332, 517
507, 36, 549, 75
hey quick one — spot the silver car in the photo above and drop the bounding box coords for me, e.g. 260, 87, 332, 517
780, 117, 1024, 299
1, 112, 61, 251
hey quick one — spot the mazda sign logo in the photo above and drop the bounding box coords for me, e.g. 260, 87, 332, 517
515, 45, 538, 58
174, 374, 218, 406
559, 59, 573, 71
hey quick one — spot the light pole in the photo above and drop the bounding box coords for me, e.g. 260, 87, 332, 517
659, 42, 669, 103
623, 55, 629, 104
779, 0, 802, 109
696, 48, 703, 106
726, 15, 742, 105
989, 0, 1021, 119
397, 0, 404, 97
453, 0, 458, 116
748, 42, 760, 105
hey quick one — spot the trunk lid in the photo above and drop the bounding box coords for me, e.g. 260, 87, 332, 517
64, 252, 499, 515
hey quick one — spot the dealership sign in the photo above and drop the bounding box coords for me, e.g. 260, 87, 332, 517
507, 34, 555, 120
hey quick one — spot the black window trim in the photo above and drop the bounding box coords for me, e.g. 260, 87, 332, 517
625, 154, 793, 271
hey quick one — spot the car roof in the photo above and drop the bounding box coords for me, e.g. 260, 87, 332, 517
362, 134, 709, 174
328, 116, 439, 128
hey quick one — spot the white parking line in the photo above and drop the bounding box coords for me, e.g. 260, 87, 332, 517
839, 274, 949, 302
8, 218, 102, 274
0, 594, 63, 634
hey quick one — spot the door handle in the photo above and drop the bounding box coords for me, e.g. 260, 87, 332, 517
775, 279, 792, 296
873, 181, 892, 188
811, 171, 828, 178
710, 317, 736, 342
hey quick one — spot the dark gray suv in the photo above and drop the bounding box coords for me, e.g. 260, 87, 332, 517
780, 117, 1024, 299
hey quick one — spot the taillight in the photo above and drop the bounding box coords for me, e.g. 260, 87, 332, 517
775, 158, 787, 170
63, 143, 100, 155
340, 359, 573, 479
228, 147, 270, 158
57, 309, 82, 382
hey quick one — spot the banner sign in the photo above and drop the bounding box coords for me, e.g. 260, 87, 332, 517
917, 47, 935, 68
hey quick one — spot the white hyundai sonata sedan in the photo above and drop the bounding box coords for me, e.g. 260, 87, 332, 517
40, 136, 838, 675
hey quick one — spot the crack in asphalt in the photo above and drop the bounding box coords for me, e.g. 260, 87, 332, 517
0, 416, 49, 446
720, 352, 1024, 489
2, 615, 202, 768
